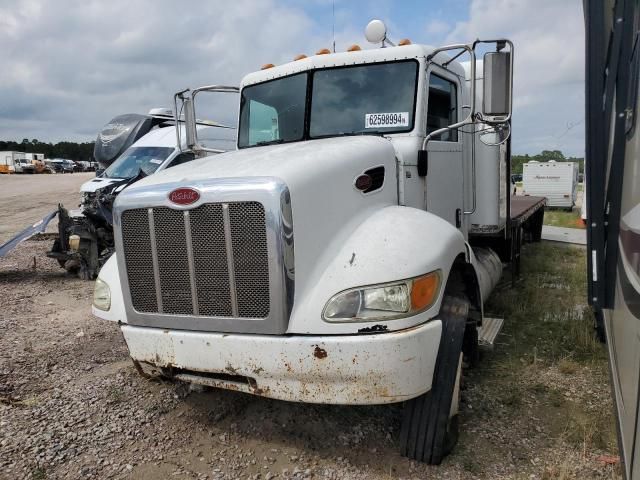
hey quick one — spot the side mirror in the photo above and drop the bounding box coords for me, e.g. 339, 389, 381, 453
417, 150, 428, 177
482, 51, 512, 120
182, 96, 198, 151
173, 85, 239, 154
95, 168, 105, 177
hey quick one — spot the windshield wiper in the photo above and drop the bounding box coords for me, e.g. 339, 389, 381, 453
256, 139, 286, 146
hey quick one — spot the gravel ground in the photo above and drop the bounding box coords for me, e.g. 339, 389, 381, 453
0, 175, 620, 480
0, 172, 94, 244
0, 240, 621, 480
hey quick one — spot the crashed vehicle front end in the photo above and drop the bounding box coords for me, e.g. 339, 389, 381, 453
47, 174, 144, 279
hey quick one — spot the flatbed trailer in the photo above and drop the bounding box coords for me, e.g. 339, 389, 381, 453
508, 195, 545, 282
469, 193, 545, 285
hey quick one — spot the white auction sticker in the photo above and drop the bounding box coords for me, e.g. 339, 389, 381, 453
365, 112, 409, 129
149, 159, 163, 164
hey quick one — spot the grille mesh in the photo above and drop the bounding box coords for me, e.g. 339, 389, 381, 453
229, 202, 270, 318
189, 204, 232, 316
121, 209, 157, 312
121, 202, 270, 318
153, 208, 192, 315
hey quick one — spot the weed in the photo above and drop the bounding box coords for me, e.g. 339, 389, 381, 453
31, 465, 46, 479
462, 457, 481, 474
107, 385, 125, 403
558, 358, 579, 374
541, 461, 574, 480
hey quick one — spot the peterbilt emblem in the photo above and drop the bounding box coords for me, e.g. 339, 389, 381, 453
168, 187, 200, 205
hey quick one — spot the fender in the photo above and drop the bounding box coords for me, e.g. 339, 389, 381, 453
287, 206, 467, 334
92, 254, 126, 323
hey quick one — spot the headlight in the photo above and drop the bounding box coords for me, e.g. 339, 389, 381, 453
93, 277, 111, 311
323, 271, 441, 322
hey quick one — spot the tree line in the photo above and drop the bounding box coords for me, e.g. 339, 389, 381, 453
0, 139, 582, 173
0, 138, 95, 161
512, 150, 584, 175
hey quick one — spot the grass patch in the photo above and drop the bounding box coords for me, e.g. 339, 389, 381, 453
487, 243, 604, 365
468, 242, 617, 472
562, 403, 618, 452
544, 209, 585, 229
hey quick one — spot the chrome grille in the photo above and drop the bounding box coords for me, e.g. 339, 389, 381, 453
121, 201, 270, 318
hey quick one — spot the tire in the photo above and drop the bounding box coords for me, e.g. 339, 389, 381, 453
399, 296, 468, 464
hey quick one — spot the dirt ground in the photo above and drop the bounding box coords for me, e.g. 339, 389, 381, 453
0, 172, 94, 245
0, 177, 621, 480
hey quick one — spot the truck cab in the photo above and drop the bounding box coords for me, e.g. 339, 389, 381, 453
93, 25, 522, 463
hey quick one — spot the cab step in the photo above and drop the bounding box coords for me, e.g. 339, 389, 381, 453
477, 317, 504, 349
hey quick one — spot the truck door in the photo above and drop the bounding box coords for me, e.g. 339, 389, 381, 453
424, 69, 464, 228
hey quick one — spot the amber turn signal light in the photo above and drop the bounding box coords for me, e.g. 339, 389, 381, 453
411, 272, 440, 310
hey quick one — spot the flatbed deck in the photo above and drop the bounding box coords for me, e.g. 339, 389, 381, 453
508, 195, 545, 284
510, 195, 546, 226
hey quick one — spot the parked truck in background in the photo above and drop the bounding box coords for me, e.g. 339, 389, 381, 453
24, 153, 47, 173
92, 22, 545, 463
0, 151, 35, 174
522, 160, 579, 209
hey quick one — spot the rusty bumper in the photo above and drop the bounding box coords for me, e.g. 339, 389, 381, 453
121, 320, 442, 405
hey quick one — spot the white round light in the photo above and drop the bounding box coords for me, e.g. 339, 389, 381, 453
365, 19, 387, 44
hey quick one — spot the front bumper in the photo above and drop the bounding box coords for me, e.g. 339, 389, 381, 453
121, 320, 442, 405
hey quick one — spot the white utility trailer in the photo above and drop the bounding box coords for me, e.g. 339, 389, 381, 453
522, 160, 579, 209
92, 21, 545, 464
0, 151, 29, 174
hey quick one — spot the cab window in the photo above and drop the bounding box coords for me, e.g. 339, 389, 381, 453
167, 152, 196, 168
427, 73, 458, 142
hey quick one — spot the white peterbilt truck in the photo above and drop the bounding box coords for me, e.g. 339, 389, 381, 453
92, 21, 544, 463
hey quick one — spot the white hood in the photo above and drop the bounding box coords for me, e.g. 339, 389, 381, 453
122, 136, 398, 303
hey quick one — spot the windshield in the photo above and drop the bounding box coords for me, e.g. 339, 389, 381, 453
238, 60, 418, 148
103, 146, 174, 178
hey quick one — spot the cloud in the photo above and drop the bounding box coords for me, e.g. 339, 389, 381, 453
0, 0, 585, 156
0, 0, 322, 142
425, 19, 450, 38
446, 0, 585, 156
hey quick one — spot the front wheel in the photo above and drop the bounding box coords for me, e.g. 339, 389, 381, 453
399, 296, 468, 464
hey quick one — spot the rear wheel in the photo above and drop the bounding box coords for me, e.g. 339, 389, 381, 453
399, 296, 468, 464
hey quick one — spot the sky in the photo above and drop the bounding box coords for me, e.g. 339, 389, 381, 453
0, 0, 585, 156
